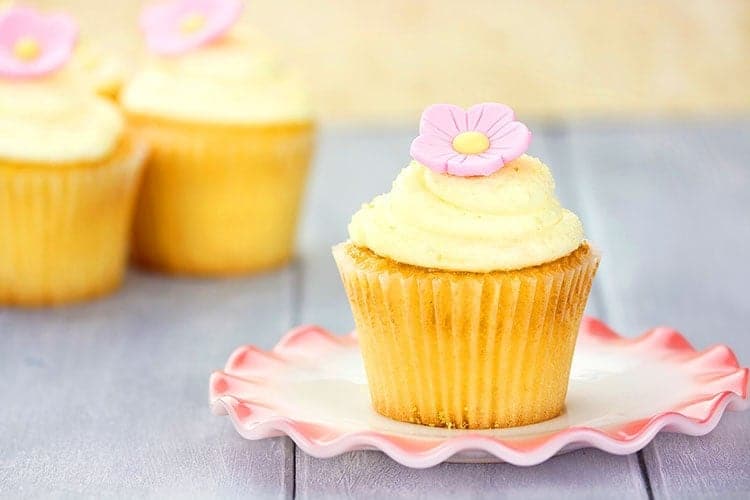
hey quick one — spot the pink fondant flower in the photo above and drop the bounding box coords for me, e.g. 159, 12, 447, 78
409, 103, 532, 177
140, 0, 243, 56
0, 6, 78, 79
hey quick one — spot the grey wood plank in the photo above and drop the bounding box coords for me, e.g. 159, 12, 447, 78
296, 449, 645, 500
644, 412, 749, 500
294, 126, 647, 499
0, 269, 296, 499
568, 120, 750, 499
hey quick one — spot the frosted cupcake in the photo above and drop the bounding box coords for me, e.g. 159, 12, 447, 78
121, 0, 314, 275
0, 6, 146, 305
333, 103, 599, 428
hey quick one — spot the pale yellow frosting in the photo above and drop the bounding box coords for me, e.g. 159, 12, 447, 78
348, 155, 585, 272
0, 81, 124, 164
121, 29, 312, 124
62, 41, 125, 97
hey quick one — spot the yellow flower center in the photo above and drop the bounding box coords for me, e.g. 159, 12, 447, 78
179, 13, 205, 34
452, 131, 490, 155
13, 36, 41, 61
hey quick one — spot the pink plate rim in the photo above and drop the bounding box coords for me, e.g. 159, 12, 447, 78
209, 316, 749, 468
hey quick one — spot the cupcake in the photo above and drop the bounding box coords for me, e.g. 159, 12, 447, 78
0, 6, 146, 306
333, 103, 599, 429
120, 0, 314, 275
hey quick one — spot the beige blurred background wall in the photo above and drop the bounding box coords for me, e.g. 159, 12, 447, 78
25, 0, 750, 122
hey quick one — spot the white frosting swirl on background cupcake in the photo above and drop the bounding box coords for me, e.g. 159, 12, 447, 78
121, 30, 311, 124
0, 81, 123, 164
348, 155, 584, 272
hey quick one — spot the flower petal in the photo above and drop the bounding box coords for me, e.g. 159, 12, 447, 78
419, 103, 467, 137
466, 102, 515, 135
0, 7, 37, 43
410, 134, 461, 174
188, 0, 244, 47
445, 152, 505, 177
0, 7, 78, 78
409, 103, 532, 177
487, 121, 532, 163
140, 0, 243, 56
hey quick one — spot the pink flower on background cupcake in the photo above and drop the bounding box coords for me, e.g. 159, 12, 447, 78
410, 103, 531, 177
0, 6, 78, 78
140, 0, 244, 55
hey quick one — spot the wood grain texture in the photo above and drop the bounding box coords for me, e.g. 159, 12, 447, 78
294, 126, 648, 499
296, 450, 646, 500
0, 270, 296, 499
567, 120, 750, 499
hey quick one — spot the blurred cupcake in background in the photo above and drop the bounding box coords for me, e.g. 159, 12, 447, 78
0, 5, 146, 306
121, 0, 315, 276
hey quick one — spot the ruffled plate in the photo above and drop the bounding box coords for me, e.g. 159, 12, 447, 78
210, 317, 748, 467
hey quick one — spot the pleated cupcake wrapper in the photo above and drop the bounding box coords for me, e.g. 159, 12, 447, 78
334, 246, 600, 429
0, 143, 147, 305
128, 116, 315, 275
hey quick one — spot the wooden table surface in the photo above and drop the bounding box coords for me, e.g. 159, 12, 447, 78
1, 121, 748, 499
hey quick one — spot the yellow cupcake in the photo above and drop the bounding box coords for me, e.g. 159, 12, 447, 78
334, 241, 598, 428
0, 82, 146, 306
334, 104, 599, 428
121, 27, 315, 276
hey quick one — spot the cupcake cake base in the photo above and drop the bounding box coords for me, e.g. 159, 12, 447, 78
0, 135, 146, 306
333, 242, 600, 429
127, 114, 315, 276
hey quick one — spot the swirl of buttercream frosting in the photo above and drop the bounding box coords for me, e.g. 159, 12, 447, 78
121, 29, 311, 124
0, 80, 123, 164
347, 155, 585, 272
